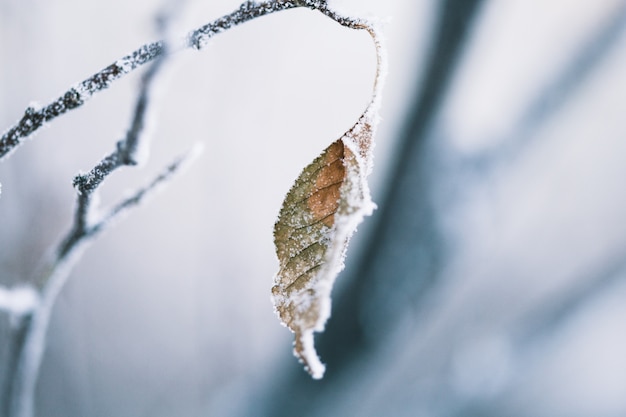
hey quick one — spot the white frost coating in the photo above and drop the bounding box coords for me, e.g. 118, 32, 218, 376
27, 101, 42, 111
0, 286, 40, 317
298, 330, 326, 379
115, 57, 135, 74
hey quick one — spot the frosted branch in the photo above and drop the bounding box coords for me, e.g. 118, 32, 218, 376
56, 53, 166, 262
9, 143, 201, 417
99, 144, 202, 227
0, 0, 379, 161
0, 1, 292, 159
0, 42, 164, 160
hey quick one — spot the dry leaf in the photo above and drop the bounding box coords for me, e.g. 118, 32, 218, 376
271, 20, 385, 379
272, 107, 382, 380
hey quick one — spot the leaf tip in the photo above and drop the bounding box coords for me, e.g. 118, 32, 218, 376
295, 329, 326, 379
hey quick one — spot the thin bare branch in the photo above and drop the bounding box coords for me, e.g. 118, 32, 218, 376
10, 143, 201, 417
0, 41, 164, 160
57, 55, 167, 261
99, 145, 202, 227
0, 0, 295, 160
0, 0, 381, 162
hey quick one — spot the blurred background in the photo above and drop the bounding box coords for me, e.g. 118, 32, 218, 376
1, 0, 626, 416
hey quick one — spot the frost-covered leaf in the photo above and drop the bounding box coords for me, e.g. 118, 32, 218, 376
272, 58, 384, 377
271, 16, 385, 379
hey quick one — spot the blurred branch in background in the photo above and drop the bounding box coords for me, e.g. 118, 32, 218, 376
470, 1, 626, 171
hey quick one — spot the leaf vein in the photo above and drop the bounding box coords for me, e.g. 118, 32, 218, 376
280, 212, 334, 243
284, 178, 344, 209
285, 264, 323, 292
